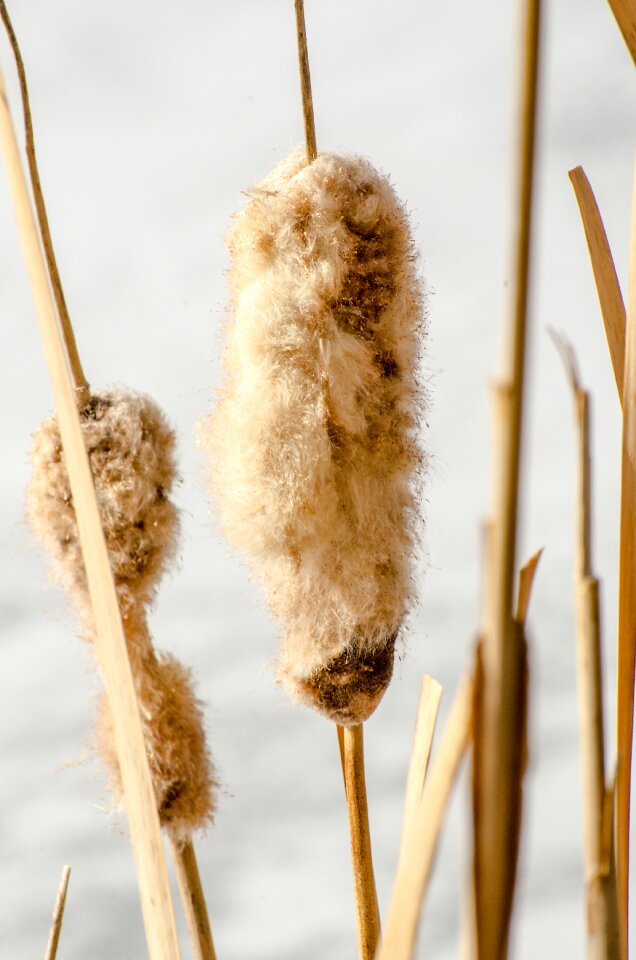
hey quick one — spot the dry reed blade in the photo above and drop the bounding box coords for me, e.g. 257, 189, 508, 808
568, 166, 626, 398
397, 676, 443, 872
0, 70, 180, 960
0, 0, 88, 403
43, 865, 71, 960
472, 0, 541, 952
516, 548, 543, 625
378, 674, 473, 960
615, 155, 636, 954
169, 838, 217, 960
294, 0, 317, 162
553, 334, 621, 957
606, 0, 636, 65
339, 724, 380, 960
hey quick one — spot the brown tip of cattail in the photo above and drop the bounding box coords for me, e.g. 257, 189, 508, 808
97, 651, 218, 841
289, 634, 397, 725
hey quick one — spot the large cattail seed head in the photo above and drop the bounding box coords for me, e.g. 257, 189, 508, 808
201, 151, 424, 724
97, 649, 218, 840
27, 389, 180, 618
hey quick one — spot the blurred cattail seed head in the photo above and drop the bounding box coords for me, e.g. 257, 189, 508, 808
27, 388, 218, 833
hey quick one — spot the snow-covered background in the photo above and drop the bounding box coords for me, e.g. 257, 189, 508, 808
1, 1, 634, 957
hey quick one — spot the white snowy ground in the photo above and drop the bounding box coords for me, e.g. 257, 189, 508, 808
0, 2, 634, 957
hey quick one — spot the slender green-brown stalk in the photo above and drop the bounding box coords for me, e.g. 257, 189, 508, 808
0, 0, 88, 404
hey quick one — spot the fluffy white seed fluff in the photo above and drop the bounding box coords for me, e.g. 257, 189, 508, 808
201, 151, 424, 724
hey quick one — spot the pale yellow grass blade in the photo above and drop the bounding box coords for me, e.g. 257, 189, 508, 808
397, 675, 443, 873
377, 674, 473, 960
0, 71, 180, 960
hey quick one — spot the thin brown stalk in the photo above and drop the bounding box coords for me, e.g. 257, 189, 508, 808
0, 70, 180, 960
0, 0, 89, 404
568, 166, 626, 398
615, 156, 636, 954
169, 838, 217, 960
378, 674, 473, 960
397, 676, 443, 872
606, 0, 636, 65
294, 0, 318, 163
43, 865, 71, 960
473, 0, 541, 953
339, 724, 380, 960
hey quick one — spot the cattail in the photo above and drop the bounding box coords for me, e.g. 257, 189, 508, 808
96, 649, 215, 841
27, 388, 218, 837
201, 150, 424, 725
27, 390, 179, 623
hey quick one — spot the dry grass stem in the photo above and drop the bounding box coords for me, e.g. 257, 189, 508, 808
554, 336, 621, 957
472, 0, 541, 953
169, 838, 217, 960
568, 166, 626, 397
473, 388, 531, 960
605, 0, 636, 64
615, 155, 636, 952
0, 0, 88, 403
378, 674, 473, 960
0, 69, 180, 960
339, 724, 381, 960
397, 676, 443, 871
294, 0, 317, 162
43, 865, 71, 960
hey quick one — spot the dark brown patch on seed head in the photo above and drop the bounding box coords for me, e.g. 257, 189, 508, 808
297, 633, 397, 725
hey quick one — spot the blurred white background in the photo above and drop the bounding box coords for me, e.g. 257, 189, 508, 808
0, 1, 634, 957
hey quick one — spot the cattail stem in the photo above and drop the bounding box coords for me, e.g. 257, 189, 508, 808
0, 68, 180, 960
169, 838, 217, 960
294, 0, 317, 163
339, 724, 380, 960
43, 865, 71, 960
474, 0, 541, 953
0, 0, 89, 404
